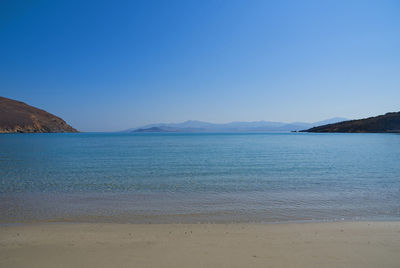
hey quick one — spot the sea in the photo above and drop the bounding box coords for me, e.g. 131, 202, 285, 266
1, 132, 399, 224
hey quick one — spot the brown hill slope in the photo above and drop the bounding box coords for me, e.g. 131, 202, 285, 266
0, 96, 78, 133
302, 112, 400, 133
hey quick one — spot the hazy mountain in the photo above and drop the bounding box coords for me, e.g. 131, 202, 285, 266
0, 96, 78, 133
302, 112, 400, 133
126, 118, 348, 133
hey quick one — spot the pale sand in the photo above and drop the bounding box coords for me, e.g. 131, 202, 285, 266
1, 222, 399, 268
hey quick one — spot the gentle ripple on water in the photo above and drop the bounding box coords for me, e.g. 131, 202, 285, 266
0, 132, 400, 223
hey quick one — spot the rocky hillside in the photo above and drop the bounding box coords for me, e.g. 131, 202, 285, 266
302, 112, 400, 133
0, 96, 78, 133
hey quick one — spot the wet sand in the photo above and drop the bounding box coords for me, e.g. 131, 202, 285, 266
1, 221, 399, 268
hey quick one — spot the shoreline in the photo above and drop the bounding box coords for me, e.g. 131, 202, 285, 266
2, 216, 400, 227
2, 214, 400, 228
1, 221, 399, 268
3, 188, 399, 225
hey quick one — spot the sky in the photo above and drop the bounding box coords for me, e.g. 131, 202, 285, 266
1, 0, 399, 131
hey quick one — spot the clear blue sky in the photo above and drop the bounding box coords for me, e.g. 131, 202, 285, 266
1, 0, 399, 131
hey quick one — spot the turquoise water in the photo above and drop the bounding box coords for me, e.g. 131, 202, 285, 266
1, 132, 400, 223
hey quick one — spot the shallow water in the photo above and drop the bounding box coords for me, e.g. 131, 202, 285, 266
1, 132, 399, 223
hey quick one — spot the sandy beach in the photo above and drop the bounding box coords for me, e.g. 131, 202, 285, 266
1, 221, 399, 268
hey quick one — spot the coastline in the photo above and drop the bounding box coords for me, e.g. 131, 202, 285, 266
2, 190, 399, 225
1, 221, 399, 268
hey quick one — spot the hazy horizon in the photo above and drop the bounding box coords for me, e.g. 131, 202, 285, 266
1, 0, 399, 132
122, 117, 348, 131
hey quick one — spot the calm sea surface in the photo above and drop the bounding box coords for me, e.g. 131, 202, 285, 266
1, 132, 399, 223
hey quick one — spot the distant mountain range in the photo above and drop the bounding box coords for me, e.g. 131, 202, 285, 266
0, 96, 78, 133
124, 118, 348, 133
3, 94, 398, 134
302, 112, 400, 133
